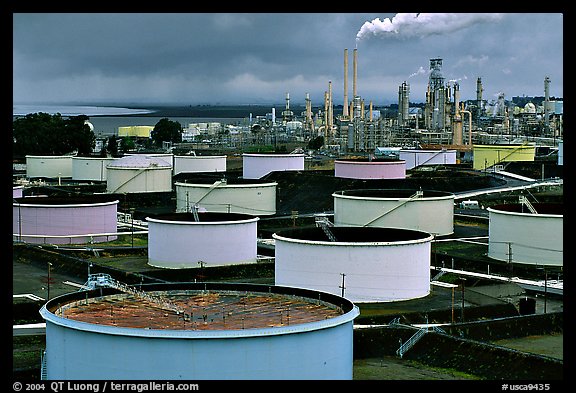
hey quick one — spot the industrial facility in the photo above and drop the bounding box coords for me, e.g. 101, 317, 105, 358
12, 44, 563, 381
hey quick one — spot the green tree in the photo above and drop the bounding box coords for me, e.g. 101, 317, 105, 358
120, 137, 136, 153
107, 135, 119, 157
13, 112, 96, 158
150, 118, 183, 147
307, 135, 324, 150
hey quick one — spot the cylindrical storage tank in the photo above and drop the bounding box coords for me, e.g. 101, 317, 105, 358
334, 158, 406, 179
398, 149, 457, 170
40, 282, 359, 380
147, 212, 259, 269
72, 156, 118, 181
333, 189, 454, 236
243, 153, 305, 179
13, 195, 119, 244
25, 155, 73, 178
274, 227, 434, 303
175, 178, 277, 216
173, 155, 227, 175
106, 155, 172, 194
13, 185, 24, 198
487, 203, 563, 266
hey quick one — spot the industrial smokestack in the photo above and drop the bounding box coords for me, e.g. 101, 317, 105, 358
544, 76, 550, 132
353, 48, 358, 100
343, 48, 349, 118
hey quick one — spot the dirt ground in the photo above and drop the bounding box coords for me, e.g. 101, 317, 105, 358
353, 356, 480, 380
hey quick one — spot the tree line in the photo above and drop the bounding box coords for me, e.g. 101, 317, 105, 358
13, 113, 183, 159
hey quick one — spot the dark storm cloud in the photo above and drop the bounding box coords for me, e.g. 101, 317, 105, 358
13, 13, 563, 106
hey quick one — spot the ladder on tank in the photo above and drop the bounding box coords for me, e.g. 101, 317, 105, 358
519, 195, 538, 214
363, 190, 424, 227
315, 214, 337, 241
84, 273, 191, 320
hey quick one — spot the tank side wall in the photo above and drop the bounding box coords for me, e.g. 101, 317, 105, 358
488, 211, 563, 266
334, 162, 406, 179
45, 319, 354, 380
13, 203, 118, 244
173, 156, 227, 175
333, 196, 453, 236
275, 240, 431, 302
175, 185, 276, 215
243, 156, 304, 179
26, 156, 73, 178
148, 220, 258, 268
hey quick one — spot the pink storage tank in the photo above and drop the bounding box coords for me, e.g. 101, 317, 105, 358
13, 195, 119, 244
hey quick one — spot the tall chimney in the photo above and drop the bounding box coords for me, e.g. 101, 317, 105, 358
353, 48, 358, 100
343, 49, 349, 118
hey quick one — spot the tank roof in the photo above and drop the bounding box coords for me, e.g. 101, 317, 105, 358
274, 226, 433, 243
108, 155, 171, 168
147, 211, 258, 222
335, 158, 403, 163
43, 282, 352, 331
13, 194, 119, 205
489, 203, 563, 215
335, 188, 453, 198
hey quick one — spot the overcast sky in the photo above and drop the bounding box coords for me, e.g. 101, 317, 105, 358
13, 13, 563, 107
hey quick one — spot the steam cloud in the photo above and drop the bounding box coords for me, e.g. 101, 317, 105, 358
356, 13, 503, 42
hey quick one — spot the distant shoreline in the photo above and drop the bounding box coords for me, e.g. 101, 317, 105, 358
13, 103, 316, 119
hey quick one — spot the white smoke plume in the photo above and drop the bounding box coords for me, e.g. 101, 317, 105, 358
356, 13, 503, 42
408, 66, 427, 79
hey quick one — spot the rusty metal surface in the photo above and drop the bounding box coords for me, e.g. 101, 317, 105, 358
60, 291, 343, 330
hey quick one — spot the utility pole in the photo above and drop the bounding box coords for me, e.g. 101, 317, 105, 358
460, 277, 466, 322
339, 273, 346, 297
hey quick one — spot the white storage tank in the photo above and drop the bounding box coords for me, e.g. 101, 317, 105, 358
25, 155, 73, 178
173, 155, 227, 175
558, 140, 563, 166
274, 227, 434, 303
399, 149, 457, 170
72, 156, 118, 181
487, 203, 563, 266
243, 153, 305, 179
40, 282, 359, 380
334, 158, 406, 179
333, 189, 454, 236
106, 155, 173, 194
13, 195, 119, 244
175, 178, 277, 216
147, 212, 259, 269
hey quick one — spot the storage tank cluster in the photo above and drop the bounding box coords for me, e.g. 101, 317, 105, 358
147, 212, 259, 269
487, 202, 563, 266
274, 227, 434, 303
40, 282, 359, 380
175, 178, 277, 216
13, 195, 119, 244
334, 158, 406, 179
333, 189, 454, 236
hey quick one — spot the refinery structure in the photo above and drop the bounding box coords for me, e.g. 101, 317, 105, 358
12, 46, 563, 381
190, 49, 561, 161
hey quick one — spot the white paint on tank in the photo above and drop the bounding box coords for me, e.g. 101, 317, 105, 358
488, 204, 563, 266
333, 190, 454, 236
175, 181, 277, 215
274, 228, 434, 303
243, 153, 305, 179
147, 214, 259, 268
26, 155, 73, 178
